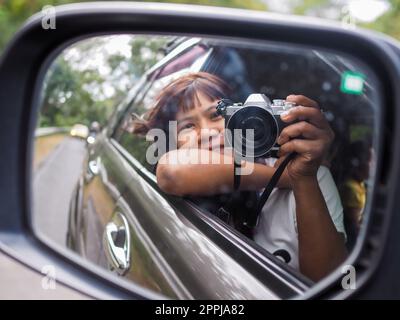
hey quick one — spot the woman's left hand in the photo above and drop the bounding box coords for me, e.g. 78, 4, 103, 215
276, 95, 334, 181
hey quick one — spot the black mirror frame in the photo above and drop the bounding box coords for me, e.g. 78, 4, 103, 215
0, 2, 399, 299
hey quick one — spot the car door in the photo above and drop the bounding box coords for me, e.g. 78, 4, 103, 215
69, 133, 129, 268
110, 135, 291, 299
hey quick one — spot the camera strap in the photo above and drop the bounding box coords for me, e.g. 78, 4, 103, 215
216, 156, 241, 223
217, 152, 296, 232
253, 152, 296, 223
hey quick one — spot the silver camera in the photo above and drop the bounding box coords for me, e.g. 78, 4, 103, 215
216, 94, 296, 158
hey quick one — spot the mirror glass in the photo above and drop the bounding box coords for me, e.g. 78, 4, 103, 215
33, 34, 380, 299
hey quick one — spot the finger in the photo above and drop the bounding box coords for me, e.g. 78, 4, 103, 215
286, 94, 319, 109
278, 139, 321, 157
281, 105, 328, 129
277, 121, 323, 145
273, 156, 285, 168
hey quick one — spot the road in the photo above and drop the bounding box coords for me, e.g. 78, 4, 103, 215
33, 136, 86, 247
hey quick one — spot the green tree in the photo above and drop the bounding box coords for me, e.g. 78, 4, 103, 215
0, 0, 72, 50
40, 35, 170, 128
40, 56, 103, 127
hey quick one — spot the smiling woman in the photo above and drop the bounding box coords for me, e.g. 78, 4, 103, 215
133, 70, 346, 281
33, 32, 382, 298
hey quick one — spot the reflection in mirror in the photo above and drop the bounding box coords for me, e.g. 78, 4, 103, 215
34, 34, 380, 298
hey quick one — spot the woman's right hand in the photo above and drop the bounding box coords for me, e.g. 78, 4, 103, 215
276, 95, 334, 183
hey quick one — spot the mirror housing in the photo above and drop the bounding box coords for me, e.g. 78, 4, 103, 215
0, 2, 400, 299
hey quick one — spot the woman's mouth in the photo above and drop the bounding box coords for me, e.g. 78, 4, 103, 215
209, 143, 225, 152
204, 134, 225, 152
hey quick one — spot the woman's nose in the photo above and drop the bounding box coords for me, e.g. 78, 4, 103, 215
199, 118, 223, 131
199, 127, 221, 146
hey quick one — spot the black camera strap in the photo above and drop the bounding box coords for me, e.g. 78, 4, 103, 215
217, 152, 296, 230
254, 152, 296, 221
216, 155, 241, 223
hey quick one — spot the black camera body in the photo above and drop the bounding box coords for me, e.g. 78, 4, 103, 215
216, 94, 296, 158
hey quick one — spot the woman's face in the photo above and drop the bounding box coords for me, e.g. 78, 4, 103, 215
175, 92, 225, 152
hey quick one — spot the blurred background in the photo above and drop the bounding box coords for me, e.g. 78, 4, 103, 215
1, 0, 396, 130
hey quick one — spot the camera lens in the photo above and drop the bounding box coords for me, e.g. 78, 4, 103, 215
242, 117, 267, 140
226, 106, 278, 157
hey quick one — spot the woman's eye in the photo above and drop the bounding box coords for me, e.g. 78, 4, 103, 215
179, 123, 195, 132
211, 111, 222, 120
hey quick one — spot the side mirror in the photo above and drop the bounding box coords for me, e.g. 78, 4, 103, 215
1, 2, 400, 300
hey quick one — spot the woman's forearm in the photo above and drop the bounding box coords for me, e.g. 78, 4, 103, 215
156, 149, 290, 196
292, 176, 347, 281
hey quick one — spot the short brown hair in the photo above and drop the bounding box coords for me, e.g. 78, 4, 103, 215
133, 72, 230, 135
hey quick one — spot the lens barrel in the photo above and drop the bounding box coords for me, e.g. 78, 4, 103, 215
226, 105, 278, 158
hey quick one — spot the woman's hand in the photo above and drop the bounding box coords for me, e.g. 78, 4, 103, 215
276, 95, 334, 181
276, 95, 346, 280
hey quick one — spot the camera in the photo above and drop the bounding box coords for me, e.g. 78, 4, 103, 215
216, 94, 296, 158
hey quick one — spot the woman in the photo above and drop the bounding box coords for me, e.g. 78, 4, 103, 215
133, 72, 347, 281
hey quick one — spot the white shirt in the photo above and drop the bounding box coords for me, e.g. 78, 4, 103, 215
253, 158, 346, 270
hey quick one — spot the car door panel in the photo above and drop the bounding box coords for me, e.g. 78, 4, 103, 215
80, 137, 192, 298
112, 197, 184, 299
110, 139, 279, 299
75, 135, 133, 266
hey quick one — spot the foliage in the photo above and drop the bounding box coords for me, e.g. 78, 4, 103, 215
40, 49, 109, 127
39, 35, 167, 127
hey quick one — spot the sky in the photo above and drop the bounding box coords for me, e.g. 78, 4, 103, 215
263, 0, 390, 22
